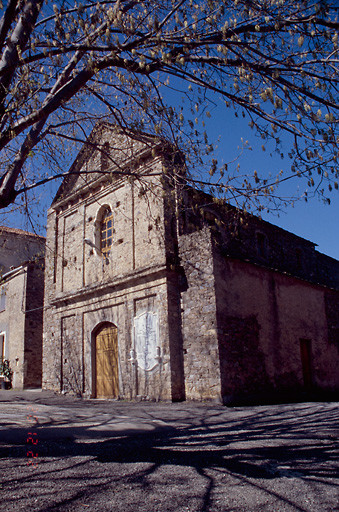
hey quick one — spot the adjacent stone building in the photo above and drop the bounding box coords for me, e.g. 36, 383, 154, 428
0, 226, 45, 276
0, 228, 45, 389
42, 125, 339, 403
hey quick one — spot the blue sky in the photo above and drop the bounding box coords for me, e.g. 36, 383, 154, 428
1, 96, 338, 260
261, 194, 339, 260
203, 107, 339, 260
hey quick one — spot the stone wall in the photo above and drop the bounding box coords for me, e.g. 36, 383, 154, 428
43, 268, 173, 399
0, 260, 44, 389
0, 268, 26, 389
178, 227, 221, 400
0, 227, 45, 275
53, 163, 166, 296
176, 189, 339, 403
212, 240, 339, 403
23, 260, 44, 388
42, 129, 339, 404
179, 187, 339, 290
43, 148, 176, 400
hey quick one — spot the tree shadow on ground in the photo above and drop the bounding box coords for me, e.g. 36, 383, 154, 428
0, 401, 338, 512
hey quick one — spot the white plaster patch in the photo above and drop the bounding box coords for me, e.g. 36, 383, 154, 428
134, 312, 158, 371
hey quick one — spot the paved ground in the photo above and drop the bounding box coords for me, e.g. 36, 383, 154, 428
0, 390, 338, 512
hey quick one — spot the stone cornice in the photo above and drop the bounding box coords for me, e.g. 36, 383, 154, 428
49, 263, 168, 306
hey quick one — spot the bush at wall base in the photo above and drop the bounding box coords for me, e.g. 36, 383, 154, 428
0, 359, 13, 389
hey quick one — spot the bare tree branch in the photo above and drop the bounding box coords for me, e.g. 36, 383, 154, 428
0, 0, 338, 213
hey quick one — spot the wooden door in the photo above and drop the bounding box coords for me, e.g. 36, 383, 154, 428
95, 323, 119, 398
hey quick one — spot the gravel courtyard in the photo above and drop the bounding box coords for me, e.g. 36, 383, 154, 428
0, 391, 338, 512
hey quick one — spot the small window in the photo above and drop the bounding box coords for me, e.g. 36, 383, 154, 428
256, 232, 268, 258
100, 207, 114, 259
0, 287, 6, 312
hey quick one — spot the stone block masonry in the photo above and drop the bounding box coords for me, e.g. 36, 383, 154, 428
42, 125, 339, 404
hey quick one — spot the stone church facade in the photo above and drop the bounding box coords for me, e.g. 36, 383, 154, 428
42, 125, 339, 403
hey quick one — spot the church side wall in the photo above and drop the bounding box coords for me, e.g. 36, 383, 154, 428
212, 246, 339, 403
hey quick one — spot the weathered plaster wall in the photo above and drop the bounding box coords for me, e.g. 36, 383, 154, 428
212, 244, 339, 403
0, 262, 44, 390
325, 290, 339, 347
0, 269, 26, 389
0, 229, 45, 275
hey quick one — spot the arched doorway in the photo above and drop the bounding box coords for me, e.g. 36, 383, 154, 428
94, 322, 119, 398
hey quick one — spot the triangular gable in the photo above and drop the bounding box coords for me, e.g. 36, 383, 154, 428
52, 124, 162, 206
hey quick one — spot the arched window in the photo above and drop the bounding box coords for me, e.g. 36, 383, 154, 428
100, 207, 113, 259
